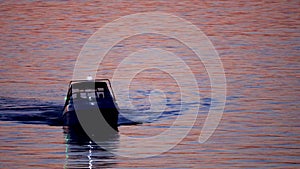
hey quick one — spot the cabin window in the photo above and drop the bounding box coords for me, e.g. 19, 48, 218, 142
96, 88, 105, 98
80, 92, 87, 99
87, 92, 95, 98
72, 93, 78, 99
70, 87, 108, 99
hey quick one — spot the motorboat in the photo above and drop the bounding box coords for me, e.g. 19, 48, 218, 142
62, 79, 119, 131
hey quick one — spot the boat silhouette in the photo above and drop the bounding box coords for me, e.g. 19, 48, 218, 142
62, 79, 119, 132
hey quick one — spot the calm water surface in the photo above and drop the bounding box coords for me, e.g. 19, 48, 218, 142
0, 0, 299, 168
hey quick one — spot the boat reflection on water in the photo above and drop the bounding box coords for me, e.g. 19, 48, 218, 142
63, 126, 119, 169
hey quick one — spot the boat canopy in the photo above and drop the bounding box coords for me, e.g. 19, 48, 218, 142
64, 79, 116, 108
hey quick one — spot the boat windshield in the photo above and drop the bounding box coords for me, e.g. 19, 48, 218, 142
71, 88, 106, 100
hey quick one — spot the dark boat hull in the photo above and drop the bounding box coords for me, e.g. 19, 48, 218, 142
62, 110, 80, 127
62, 107, 119, 132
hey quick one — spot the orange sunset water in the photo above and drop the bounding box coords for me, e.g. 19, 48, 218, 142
0, 0, 299, 168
